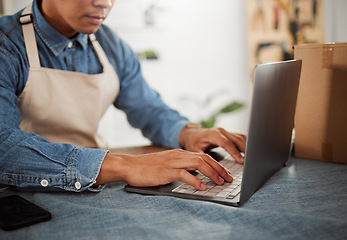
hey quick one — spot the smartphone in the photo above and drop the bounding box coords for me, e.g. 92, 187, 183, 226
0, 195, 52, 231
0, 185, 9, 192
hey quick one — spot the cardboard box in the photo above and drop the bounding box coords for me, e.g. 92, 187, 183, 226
294, 43, 347, 164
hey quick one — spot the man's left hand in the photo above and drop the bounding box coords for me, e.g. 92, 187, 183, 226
179, 126, 246, 164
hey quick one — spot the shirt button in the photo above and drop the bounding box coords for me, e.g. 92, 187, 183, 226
40, 179, 49, 187
75, 181, 81, 190
68, 41, 73, 48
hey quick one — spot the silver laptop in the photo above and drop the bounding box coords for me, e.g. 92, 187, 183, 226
125, 60, 302, 207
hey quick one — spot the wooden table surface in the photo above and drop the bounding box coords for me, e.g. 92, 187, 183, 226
109, 145, 170, 154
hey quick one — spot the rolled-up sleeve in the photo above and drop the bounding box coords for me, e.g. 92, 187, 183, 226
1, 129, 108, 192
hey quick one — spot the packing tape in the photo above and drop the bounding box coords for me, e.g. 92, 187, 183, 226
322, 142, 333, 161
322, 45, 334, 69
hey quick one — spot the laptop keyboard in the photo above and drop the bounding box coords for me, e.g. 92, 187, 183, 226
172, 156, 243, 199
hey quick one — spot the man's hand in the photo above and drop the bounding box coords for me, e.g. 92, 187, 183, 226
94, 149, 233, 191
179, 127, 246, 164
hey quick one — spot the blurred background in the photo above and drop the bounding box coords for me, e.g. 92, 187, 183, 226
1, 0, 346, 147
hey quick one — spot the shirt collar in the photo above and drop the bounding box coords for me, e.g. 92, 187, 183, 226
31, 0, 88, 56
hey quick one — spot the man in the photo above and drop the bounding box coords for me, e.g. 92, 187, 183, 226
0, 0, 246, 193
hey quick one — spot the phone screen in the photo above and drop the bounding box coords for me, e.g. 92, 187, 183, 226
0, 195, 52, 231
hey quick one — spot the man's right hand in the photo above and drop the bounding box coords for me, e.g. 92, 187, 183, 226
94, 149, 233, 191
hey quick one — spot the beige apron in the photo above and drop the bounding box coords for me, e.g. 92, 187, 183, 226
17, 3, 119, 148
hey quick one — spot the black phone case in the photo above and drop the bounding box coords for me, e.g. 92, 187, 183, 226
0, 195, 52, 231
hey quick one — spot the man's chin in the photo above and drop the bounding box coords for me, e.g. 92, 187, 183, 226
77, 25, 102, 35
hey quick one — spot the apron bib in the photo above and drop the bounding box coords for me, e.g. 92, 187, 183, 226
17, 3, 119, 148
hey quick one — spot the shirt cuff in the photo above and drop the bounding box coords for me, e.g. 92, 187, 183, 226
66, 147, 108, 192
167, 120, 190, 149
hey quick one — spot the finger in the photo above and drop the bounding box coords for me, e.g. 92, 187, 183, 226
218, 128, 247, 152
196, 158, 234, 183
207, 129, 245, 164
199, 154, 234, 183
192, 155, 231, 185
175, 169, 207, 190
164, 149, 234, 184
169, 153, 233, 184
223, 143, 245, 164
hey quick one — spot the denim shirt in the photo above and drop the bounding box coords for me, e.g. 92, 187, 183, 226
0, 0, 189, 192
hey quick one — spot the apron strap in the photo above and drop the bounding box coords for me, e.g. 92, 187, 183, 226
20, 2, 40, 68
89, 34, 112, 70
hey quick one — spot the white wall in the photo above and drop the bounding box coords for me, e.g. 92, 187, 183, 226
101, 0, 250, 147
324, 0, 347, 42
1, 0, 31, 15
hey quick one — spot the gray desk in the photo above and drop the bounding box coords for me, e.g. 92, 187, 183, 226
1, 147, 346, 240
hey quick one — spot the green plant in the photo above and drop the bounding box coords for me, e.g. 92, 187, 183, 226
179, 89, 245, 128
136, 50, 158, 60
200, 101, 244, 128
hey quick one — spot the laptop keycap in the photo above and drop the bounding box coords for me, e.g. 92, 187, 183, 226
172, 157, 243, 198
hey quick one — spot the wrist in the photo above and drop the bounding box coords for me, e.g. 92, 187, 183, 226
179, 123, 201, 149
94, 153, 129, 186
185, 123, 201, 129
